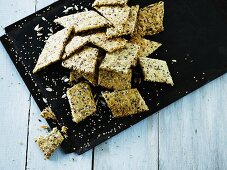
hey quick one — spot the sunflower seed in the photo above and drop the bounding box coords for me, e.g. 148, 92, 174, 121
61, 94, 67, 98
34, 24, 40, 31
46, 87, 53, 92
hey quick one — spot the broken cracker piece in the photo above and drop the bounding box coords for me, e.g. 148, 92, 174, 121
35, 128, 64, 159
63, 36, 89, 60
66, 82, 96, 123
139, 57, 174, 85
61, 126, 68, 138
92, 0, 128, 7
130, 36, 162, 58
89, 32, 127, 52
62, 47, 99, 85
103, 89, 149, 117
133, 1, 164, 37
40, 107, 57, 120
33, 27, 73, 73
54, 10, 110, 34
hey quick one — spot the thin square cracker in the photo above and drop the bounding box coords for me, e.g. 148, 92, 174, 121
66, 82, 96, 123
92, 0, 128, 7
103, 89, 149, 118
133, 1, 164, 37
107, 5, 139, 37
62, 47, 99, 85
54, 10, 110, 34
89, 32, 127, 52
130, 36, 162, 58
139, 57, 174, 85
35, 128, 64, 159
33, 27, 73, 73
98, 68, 132, 90
63, 36, 89, 60
95, 6, 130, 37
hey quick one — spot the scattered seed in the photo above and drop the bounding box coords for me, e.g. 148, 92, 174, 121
37, 33, 43, 36
64, 78, 69, 83
46, 87, 53, 92
42, 97, 48, 103
62, 94, 67, 99
42, 17, 47, 21
34, 24, 40, 31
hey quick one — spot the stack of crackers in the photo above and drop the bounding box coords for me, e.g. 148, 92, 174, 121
33, 0, 174, 159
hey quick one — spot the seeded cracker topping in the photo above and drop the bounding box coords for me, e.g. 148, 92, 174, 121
139, 57, 174, 86
103, 89, 149, 117
40, 107, 57, 120
130, 36, 162, 58
63, 36, 89, 59
33, 27, 73, 73
94, 6, 130, 38
35, 128, 64, 159
92, 0, 128, 7
54, 10, 111, 34
98, 42, 139, 90
133, 1, 164, 37
66, 82, 96, 123
88, 32, 127, 53
107, 5, 139, 37
69, 70, 82, 83
62, 47, 99, 85
99, 42, 140, 72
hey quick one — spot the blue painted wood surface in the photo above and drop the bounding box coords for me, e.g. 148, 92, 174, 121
0, 1, 227, 169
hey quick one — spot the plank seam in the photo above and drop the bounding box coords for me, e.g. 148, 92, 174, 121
25, 1, 37, 169
158, 113, 160, 170
91, 148, 95, 170
24, 94, 32, 170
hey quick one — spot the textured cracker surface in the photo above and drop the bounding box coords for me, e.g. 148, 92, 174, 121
35, 128, 64, 159
33, 27, 73, 73
64, 36, 89, 59
98, 69, 132, 90
131, 36, 162, 58
103, 89, 149, 117
54, 10, 110, 33
66, 82, 96, 123
99, 42, 140, 73
89, 33, 127, 52
69, 70, 82, 83
95, 6, 130, 37
40, 107, 57, 120
92, 0, 128, 7
62, 47, 99, 85
139, 57, 174, 85
107, 5, 139, 37
134, 1, 164, 37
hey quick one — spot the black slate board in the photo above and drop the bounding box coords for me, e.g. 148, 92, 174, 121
1, 0, 227, 154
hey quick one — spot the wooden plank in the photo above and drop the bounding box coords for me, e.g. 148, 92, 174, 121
159, 74, 227, 170
26, 1, 92, 169
0, 0, 35, 169
26, 97, 93, 170
0, 0, 35, 36
94, 114, 159, 170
